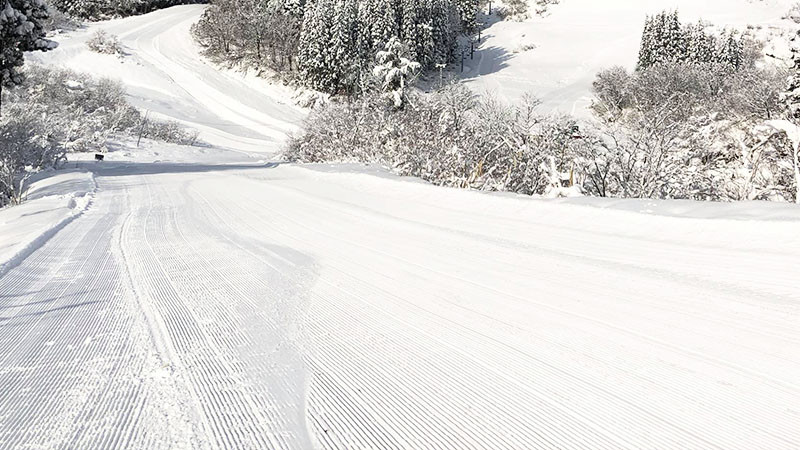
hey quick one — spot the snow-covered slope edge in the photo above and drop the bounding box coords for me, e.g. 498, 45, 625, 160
0, 170, 96, 278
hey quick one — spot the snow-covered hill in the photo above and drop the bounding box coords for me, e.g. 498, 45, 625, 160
465, 0, 797, 116
2, 3, 799, 449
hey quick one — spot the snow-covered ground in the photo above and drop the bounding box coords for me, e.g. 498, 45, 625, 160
465, 0, 797, 116
0, 170, 95, 278
2, 3, 799, 449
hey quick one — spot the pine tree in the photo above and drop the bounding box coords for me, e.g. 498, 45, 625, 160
295, 0, 467, 93
1, 0, 56, 91
373, 36, 420, 108
637, 10, 746, 71
370, 0, 399, 55
430, 0, 456, 65
717, 29, 743, 69
694, 23, 718, 64
637, 15, 655, 70
329, 0, 359, 93
663, 10, 687, 63
297, 0, 335, 91
281, 0, 306, 18
455, 0, 477, 32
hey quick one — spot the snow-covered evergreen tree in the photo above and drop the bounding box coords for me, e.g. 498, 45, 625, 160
368, 0, 399, 56
281, 0, 306, 18
430, 0, 457, 65
373, 36, 420, 108
455, 0, 477, 32
718, 29, 744, 69
1, 0, 56, 90
298, 0, 335, 91
329, 0, 359, 93
637, 10, 745, 71
663, 10, 686, 62
204, 0, 470, 94
637, 15, 656, 70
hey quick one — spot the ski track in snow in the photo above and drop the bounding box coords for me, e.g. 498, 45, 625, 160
1, 161, 799, 449
2, 4, 800, 449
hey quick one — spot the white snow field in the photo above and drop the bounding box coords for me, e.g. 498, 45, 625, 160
2, 3, 800, 449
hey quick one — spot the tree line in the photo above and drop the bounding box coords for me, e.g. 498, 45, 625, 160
637, 10, 749, 70
193, 0, 479, 94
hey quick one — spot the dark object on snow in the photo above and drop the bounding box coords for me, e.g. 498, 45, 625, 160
95, 154, 105, 161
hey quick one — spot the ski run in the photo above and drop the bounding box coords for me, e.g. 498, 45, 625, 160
2, 2, 800, 449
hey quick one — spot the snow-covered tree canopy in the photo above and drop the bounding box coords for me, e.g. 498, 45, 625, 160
0, 0, 56, 86
298, 0, 463, 94
196, 0, 474, 95
637, 10, 748, 71
373, 37, 421, 108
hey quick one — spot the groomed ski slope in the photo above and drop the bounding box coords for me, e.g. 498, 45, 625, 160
2, 3, 800, 449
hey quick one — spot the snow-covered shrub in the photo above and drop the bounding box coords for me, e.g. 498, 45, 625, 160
287, 80, 590, 197
784, 2, 800, 24
41, 2, 79, 33
8, 65, 141, 152
496, 0, 558, 21
0, 65, 200, 205
141, 119, 200, 146
495, 0, 527, 21
0, 105, 58, 206
590, 57, 792, 201
86, 29, 123, 55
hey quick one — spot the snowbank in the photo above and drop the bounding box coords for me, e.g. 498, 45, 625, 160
0, 170, 96, 278
288, 162, 800, 223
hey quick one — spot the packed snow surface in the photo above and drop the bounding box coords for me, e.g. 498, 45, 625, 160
3, 3, 799, 449
0, 170, 95, 278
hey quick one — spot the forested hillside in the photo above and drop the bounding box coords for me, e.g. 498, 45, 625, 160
193, 0, 479, 93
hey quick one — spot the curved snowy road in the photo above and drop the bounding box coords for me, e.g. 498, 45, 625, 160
3, 5, 800, 450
